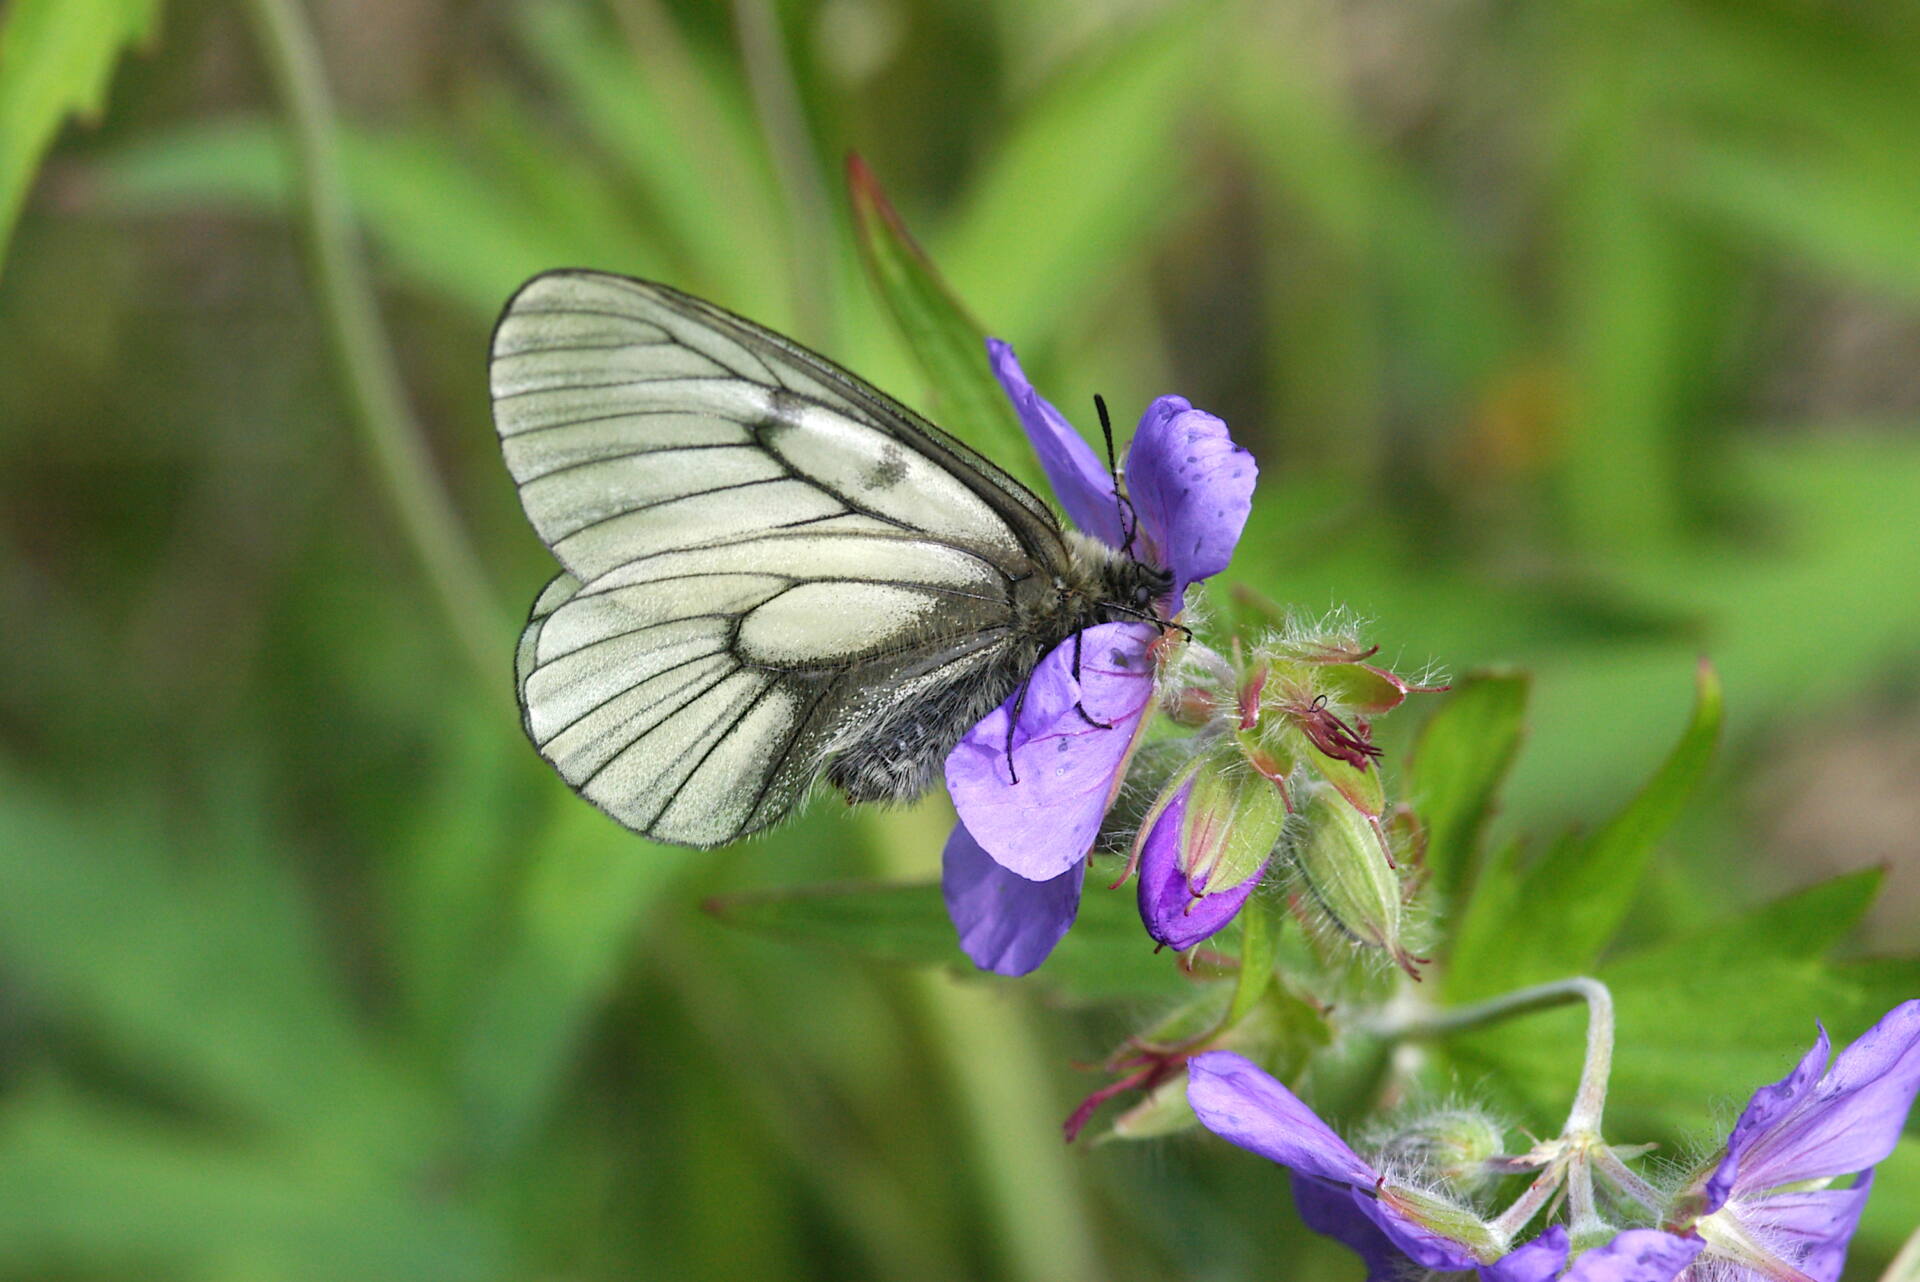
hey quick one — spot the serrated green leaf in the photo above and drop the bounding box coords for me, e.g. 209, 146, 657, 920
1445, 875, 1912, 1139
707, 875, 1179, 1005
0, 0, 160, 270
847, 154, 1038, 492
1448, 662, 1722, 998
1410, 671, 1530, 904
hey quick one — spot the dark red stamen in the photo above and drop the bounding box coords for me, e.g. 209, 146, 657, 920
1296, 696, 1385, 770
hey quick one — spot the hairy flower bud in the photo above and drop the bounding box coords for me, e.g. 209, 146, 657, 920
1291, 783, 1421, 977
1376, 1183, 1503, 1260
1367, 1108, 1509, 1197
1135, 754, 1284, 950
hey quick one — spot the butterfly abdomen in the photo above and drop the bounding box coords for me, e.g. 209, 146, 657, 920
822, 639, 1041, 804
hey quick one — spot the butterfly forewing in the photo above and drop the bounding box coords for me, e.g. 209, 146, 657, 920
493, 271, 1072, 846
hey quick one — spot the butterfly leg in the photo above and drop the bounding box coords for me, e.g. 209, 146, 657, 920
1003, 670, 1034, 784
1070, 627, 1113, 730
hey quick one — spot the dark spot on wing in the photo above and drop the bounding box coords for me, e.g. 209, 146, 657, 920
861, 443, 911, 491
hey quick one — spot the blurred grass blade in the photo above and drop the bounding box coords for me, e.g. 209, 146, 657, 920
937, 6, 1210, 341
1449, 661, 1722, 997
1883, 1216, 1920, 1282
456, 799, 693, 1153
1409, 671, 1530, 903
848, 153, 1038, 492
0, 0, 159, 272
517, 0, 785, 320
0, 770, 368, 1124
707, 877, 1183, 1005
92, 116, 664, 319
0, 1080, 509, 1282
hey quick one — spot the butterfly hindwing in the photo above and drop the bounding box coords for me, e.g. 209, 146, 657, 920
494, 271, 1071, 845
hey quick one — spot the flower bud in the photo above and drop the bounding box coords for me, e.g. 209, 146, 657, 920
1292, 783, 1420, 977
1135, 756, 1285, 950
1367, 1108, 1509, 1197
1376, 1183, 1503, 1260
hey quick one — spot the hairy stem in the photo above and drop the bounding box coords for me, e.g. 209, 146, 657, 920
1369, 976, 1615, 1136
242, 0, 506, 702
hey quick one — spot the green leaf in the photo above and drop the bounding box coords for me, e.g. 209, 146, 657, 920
0, 0, 160, 271
1409, 671, 1530, 904
1446, 875, 1909, 1139
707, 875, 1179, 1005
1448, 661, 1722, 998
847, 154, 1038, 492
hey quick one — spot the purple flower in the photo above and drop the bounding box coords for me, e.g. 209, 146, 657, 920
985, 340, 1255, 613
1188, 1052, 1705, 1282
1187, 1050, 1489, 1273
1674, 999, 1920, 1282
940, 342, 1255, 976
1486, 1228, 1704, 1282
1136, 779, 1271, 950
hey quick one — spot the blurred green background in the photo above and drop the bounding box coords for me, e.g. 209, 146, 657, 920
3, 0, 1918, 1278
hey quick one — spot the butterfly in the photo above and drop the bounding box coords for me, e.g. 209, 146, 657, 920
493, 270, 1170, 847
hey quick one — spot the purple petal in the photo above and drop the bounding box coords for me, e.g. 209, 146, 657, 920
1186, 1052, 1480, 1272
941, 822, 1082, 976
1708, 1001, 1920, 1206
1702, 1025, 1831, 1211
1481, 1227, 1568, 1282
1293, 1178, 1408, 1282
1187, 1051, 1376, 1186
1558, 1230, 1702, 1282
987, 339, 1125, 547
944, 622, 1156, 880
1124, 396, 1255, 610
1734, 1176, 1872, 1282
1137, 784, 1269, 950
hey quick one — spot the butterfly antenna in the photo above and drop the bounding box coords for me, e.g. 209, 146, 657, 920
1102, 599, 1194, 641
1095, 393, 1141, 557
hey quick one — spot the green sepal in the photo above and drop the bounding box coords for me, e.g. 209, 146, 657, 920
1183, 761, 1291, 894
1294, 785, 1408, 967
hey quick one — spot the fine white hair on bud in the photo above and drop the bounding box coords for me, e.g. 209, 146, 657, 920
1358, 1102, 1513, 1199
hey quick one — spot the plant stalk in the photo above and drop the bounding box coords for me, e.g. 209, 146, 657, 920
242, 0, 507, 704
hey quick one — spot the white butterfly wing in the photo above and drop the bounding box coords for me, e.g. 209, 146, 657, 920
493, 271, 1067, 846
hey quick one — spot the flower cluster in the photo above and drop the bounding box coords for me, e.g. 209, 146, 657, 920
1187, 998, 1920, 1282
940, 340, 1255, 975
940, 342, 1438, 978
916, 338, 1916, 1281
